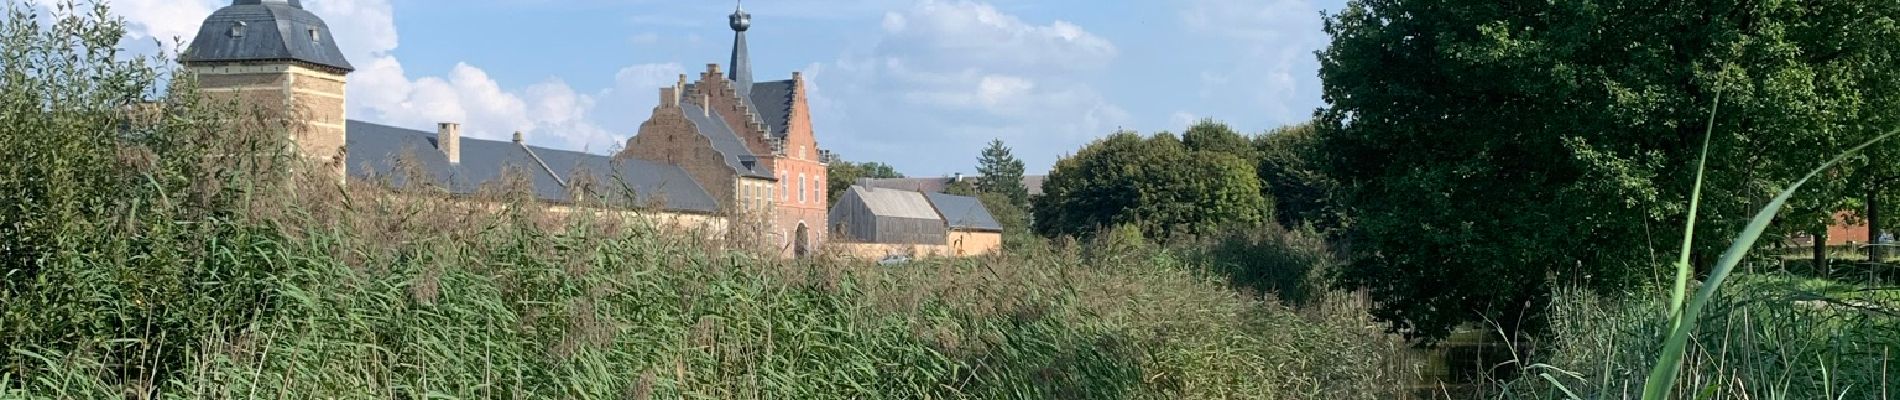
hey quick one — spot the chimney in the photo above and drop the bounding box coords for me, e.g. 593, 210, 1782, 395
792, 71, 803, 83
512, 130, 524, 144
708, 63, 721, 75
953, 172, 964, 182
437, 122, 461, 164
660, 87, 678, 108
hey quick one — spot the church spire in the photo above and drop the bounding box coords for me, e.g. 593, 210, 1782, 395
728, 1, 753, 96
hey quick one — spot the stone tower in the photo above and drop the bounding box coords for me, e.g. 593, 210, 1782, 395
180, 0, 354, 180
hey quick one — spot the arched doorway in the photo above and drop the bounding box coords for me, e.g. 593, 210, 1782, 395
794, 223, 811, 257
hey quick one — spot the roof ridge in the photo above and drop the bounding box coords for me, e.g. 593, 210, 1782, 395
517, 142, 568, 189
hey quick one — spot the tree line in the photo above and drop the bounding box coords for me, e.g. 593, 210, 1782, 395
1015, 0, 1900, 343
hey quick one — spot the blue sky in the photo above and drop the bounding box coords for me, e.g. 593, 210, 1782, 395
102, 0, 1347, 175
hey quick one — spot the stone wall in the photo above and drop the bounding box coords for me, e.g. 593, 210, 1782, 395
831, 243, 954, 260
947, 231, 1003, 257
190, 63, 348, 180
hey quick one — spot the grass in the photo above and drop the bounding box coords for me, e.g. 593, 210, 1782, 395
1491, 96, 1900, 400
0, 179, 1418, 398
0, 3, 1425, 398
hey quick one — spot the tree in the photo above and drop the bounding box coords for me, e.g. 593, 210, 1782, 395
977, 191, 1034, 248
974, 139, 1030, 211
944, 178, 980, 197
1035, 131, 1267, 239
1255, 123, 1340, 230
1183, 119, 1257, 162
1318, 0, 1900, 342
825, 159, 902, 206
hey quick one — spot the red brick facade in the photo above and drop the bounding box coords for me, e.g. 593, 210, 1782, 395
618, 64, 828, 258
772, 72, 827, 257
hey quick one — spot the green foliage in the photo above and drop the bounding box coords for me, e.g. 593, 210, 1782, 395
944, 178, 979, 197
0, 5, 1415, 398
1181, 225, 1339, 307
1182, 119, 1257, 162
1254, 122, 1341, 230
1, 0, 295, 386
1035, 131, 1269, 239
1502, 275, 1899, 400
975, 139, 1031, 211
826, 159, 903, 206
976, 192, 1035, 249
1318, 0, 1900, 342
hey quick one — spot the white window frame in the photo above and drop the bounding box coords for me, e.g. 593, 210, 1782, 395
798, 173, 807, 203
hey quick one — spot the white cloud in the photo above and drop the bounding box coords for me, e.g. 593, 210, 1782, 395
875, 0, 1115, 73
816, 0, 1129, 174
92, 0, 636, 153
107, 0, 218, 50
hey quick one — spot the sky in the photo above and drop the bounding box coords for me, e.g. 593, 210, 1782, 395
91, 0, 1348, 176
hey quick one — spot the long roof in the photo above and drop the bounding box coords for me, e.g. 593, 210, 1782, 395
858, 175, 1048, 196
848, 186, 943, 220
345, 120, 719, 213
924, 192, 1003, 232
181, 0, 353, 72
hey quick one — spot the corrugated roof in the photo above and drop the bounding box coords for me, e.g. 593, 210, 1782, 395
680, 103, 773, 178
849, 186, 943, 220
925, 192, 1003, 232
181, 1, 353, 72
344, 120, 718, 213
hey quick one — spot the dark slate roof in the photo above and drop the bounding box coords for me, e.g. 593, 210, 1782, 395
679, 103, 773, 178
529, 146, 720, 212
181, 0, 353, 72
749, 80, 795, 138
682, 80, 795, 139
344, 120, 718, 213
728, 25, 753, 97
924, 192, 1004, 232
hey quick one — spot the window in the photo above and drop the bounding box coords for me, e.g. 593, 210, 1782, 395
780, 174, 788, 200
799, 173, 807, 203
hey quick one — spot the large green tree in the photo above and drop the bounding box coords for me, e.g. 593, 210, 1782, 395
825, 160, 902, 206
1035, 131, 1268, 239
1183, 119, 1258, 162
974, 139, 1030, 211
1319, 0, 1900, 341
1255, 123, 1340, 230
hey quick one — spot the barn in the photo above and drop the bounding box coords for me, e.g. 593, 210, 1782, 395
924, 192, 1004, 256
828, 186, 948, 245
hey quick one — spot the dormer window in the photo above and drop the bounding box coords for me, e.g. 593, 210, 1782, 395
308, 28, 321, 43
228, 21, 246, 37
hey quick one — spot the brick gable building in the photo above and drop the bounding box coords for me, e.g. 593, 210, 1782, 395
617, 4, 830, 257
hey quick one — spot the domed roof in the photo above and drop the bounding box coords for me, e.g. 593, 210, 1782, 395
729, 5, 751, 32
232, 0, 303, 6
180, 0, 352, 72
